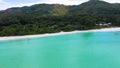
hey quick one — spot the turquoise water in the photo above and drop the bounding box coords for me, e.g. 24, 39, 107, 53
0, 31, 120, 68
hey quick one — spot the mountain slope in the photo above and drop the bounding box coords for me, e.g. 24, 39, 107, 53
0, 4, 68, 16
69, 0, 120, 14
0, 0, 120, 36
1, 0, 120, 15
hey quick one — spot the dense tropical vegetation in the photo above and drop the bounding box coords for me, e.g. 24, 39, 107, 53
0, 0, 120, 36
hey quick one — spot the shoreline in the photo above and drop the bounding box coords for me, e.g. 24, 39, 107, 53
0, 27, 120, 41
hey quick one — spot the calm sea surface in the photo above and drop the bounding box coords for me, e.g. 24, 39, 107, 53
0, 31, 120, 68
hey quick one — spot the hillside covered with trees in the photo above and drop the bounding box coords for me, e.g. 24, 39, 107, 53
0, 0, 120, 36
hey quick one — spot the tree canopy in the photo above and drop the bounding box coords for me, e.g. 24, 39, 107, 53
0, 0, 120, 36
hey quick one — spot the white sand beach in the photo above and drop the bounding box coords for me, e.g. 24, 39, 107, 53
0, 27, 120, 41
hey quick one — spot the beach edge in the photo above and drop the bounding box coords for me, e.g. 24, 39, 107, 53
0, 27, 120, 41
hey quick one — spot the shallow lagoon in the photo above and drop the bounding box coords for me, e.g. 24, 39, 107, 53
0, 31, 120, 68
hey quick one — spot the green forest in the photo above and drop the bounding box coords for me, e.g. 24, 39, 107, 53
0, 0, 120, 36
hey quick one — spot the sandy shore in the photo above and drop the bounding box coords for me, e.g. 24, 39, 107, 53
0, 27, 120, 41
